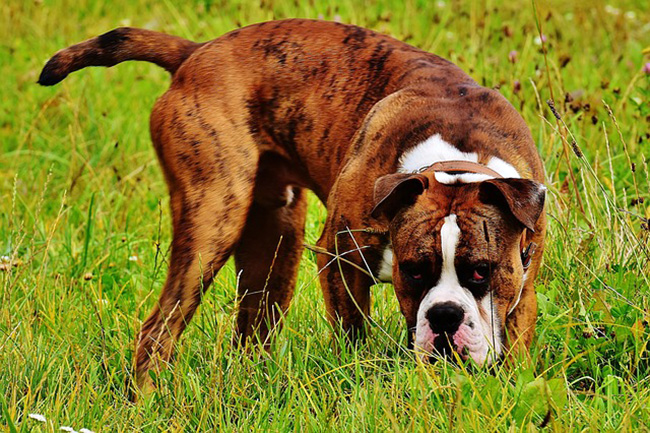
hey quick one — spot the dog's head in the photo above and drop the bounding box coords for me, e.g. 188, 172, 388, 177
372, 172, 545, 365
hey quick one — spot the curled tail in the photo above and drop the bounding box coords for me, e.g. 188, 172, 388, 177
38, 27, 201, 86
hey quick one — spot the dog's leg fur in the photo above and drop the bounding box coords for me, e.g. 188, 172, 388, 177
135, 90, 259, 390
316, 217, 377, 341
234, 189, 308, 346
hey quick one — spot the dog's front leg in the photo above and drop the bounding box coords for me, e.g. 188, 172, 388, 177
316, 214, 383, 342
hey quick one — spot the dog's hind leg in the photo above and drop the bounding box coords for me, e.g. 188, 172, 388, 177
233, 187, 308, 347
134, 91, 258, 392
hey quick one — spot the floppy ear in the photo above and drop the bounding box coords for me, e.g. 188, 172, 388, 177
371, 173, 429, 221
479, 178, 546, 231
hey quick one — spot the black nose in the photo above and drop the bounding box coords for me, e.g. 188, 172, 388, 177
426, 302, 464, 334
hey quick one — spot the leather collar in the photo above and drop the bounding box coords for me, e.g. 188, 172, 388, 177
419, 160, 504, 179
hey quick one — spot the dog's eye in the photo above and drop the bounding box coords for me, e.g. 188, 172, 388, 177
471, 264, 488, 282
399, 262, 430, 288
470, 263, 490, 283
460, 262, 491, 297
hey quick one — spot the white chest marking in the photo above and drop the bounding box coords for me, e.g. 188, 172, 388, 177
377, 246, 394, 282
398, 133, 521, 182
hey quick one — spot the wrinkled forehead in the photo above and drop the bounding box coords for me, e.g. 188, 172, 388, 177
392, 184, 515, 261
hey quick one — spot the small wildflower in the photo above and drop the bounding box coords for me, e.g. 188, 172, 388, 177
60, 427, 77, 433
534, 34, 547, 46
624, 11, 636, 20
436, 0, 446, 8
643, 62, 650, 74
128, 255, 138, 262
333, 14, 342, 23
80, 429, 95, 433
0, 255, 14, 271
513, 80, 521, 94
508, 50, 518, 63
317, 14, 324, 20
28, 413, 47, 423
604, 5, 621, 16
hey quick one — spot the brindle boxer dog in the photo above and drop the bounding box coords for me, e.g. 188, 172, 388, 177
39, 19, 546, 391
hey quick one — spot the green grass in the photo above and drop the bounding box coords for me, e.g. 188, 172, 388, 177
2, 0, 649, 430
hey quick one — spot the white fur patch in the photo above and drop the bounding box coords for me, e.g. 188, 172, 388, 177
398, 133, 521, 182
507, 273, 527, 316
440, 214, 461, 270
434, 172, 494, 184
480, 295, 502, 358
487, 156, 521, 179
285, 186, 295, 205
377, 246, 394, 282
399, 134, 477, 173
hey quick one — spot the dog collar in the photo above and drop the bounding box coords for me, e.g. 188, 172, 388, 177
420, 160, 504, 179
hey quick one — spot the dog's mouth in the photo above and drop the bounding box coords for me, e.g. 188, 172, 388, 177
427, 333, 465, 363
415, 318, 500, 366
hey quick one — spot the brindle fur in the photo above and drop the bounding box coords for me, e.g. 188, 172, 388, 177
39, 19, 546, 391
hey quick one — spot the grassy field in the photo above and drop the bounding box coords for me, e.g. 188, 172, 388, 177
1, 0, 649, 431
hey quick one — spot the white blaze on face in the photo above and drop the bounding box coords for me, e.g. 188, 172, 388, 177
413, 214, 502, 365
